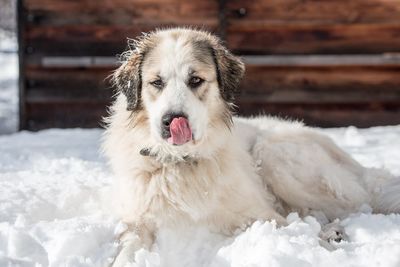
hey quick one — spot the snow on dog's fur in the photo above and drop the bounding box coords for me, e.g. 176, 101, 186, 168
102, 28, 400, 266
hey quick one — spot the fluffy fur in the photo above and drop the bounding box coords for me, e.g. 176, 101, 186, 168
103, 28, 400, 266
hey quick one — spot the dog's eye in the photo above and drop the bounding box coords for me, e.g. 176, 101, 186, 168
188, 76, 204, 89
150, 79, 164, 89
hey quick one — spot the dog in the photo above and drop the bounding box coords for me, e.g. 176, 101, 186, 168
102, 28, 400, 266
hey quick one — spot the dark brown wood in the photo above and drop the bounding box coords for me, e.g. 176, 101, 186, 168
218, 0, 227, 41
235, 101, 400, 128
25, 101, 109, 130
18, 0, 27, 130
226, 0, 400, 54
241, 65, 400, 102
23, 24, 219, 58
25, 68, 114, 102
24, 0, 219, 25
227, 23, 400, 55
227, 0, 400, 24
18, 0, 400, 129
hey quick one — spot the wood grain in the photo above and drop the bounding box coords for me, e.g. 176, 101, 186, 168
235, 101, 400, 128
25, 101, 109, 130
24, 0, 218, 25
227, 23, 400, 54
241, 65, 400, 102
226, 0, 400, 54
24, 24, 219, 58
227, 0, 400, 24
25, 67, 114, 101
19, 0, 400, 129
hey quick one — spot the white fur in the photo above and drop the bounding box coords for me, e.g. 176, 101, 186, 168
103, 28, 400, 266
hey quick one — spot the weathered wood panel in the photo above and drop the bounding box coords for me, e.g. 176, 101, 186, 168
25, 102, 109, 130
24, 0, 218, 25
236, 102, 400, 127
22, 0, 220, 60
226, 0, 400, 54
19, 0, 400, 129
241, 65, 400, 102
25, 68, 114, 101
227, 23, 400, 55
24, 24, 218, 59
227, 0, 400, 24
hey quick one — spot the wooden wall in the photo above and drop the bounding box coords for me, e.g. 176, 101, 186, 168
18, 0, 400, 130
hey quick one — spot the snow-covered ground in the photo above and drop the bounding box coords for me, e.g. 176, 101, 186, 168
1, 33, 400, 267
0, 126, 399, 267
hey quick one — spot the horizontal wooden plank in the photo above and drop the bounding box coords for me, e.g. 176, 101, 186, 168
24, 101, 109, 130
25, 93, 111, 103
24, 54, 400, 68
235, 101, 400, 128
227, 23, 400, 54
241, 65, 400, 102
25, 67, 113, 87
25, 41, 125, 57
25, 67, 113, 101
25, 0, 179, 10
24, 24, 219, 57
39, 56, 118, 68
227, 0, 400, 24
243, 54, 400, 67
24, 0, 218, 25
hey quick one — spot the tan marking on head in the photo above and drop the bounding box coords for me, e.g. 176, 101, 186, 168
128, 109, 149, 129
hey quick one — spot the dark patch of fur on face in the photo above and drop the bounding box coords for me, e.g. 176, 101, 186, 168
192, 40, 216, 66
191, 37, 244, 129
210, 45, 245, 104
112, 34, 158, 111
191, 38, 244, 104
112, 52, 143, 111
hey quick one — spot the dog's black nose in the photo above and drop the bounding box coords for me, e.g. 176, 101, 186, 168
161, 112, 187, 138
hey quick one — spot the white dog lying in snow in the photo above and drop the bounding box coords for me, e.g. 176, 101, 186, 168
102, 28, 400, 266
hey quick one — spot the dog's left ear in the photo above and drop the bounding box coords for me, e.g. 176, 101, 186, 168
112, 52, 143, 111
212, 44, 245, 103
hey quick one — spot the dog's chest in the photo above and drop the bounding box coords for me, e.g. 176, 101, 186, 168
140, 160, 221, 222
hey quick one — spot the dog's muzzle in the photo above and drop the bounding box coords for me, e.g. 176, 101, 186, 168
161, 112, 192, 145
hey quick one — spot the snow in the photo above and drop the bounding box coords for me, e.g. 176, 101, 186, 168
0, 30, 18, 134
1, 39, 400, 267
1, 128, 400, 267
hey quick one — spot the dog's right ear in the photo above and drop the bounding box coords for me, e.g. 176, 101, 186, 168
112, 52, 143, 111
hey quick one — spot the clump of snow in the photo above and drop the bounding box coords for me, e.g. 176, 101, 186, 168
0, 126, 399, 267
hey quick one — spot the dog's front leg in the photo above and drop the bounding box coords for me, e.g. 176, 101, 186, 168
111, 222, 155, 267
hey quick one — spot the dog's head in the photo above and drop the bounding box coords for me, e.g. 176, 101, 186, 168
112, 28, 244, 157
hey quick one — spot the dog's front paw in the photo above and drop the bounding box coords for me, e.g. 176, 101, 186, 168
318, 219, 347, 250
320, 219, 347, 242
111, 232, 141, 267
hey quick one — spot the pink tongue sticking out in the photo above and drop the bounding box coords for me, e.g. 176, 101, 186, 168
167, 117, 192, 145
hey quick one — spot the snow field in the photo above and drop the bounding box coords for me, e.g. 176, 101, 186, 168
0, 126, 399, 267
